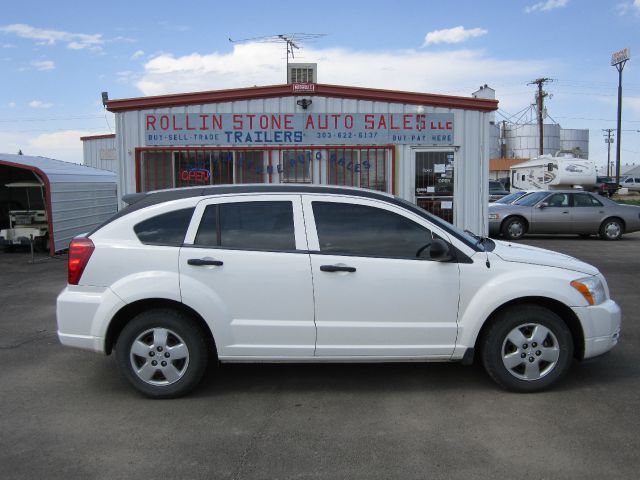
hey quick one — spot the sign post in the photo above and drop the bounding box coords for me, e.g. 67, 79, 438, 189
611, 48, 630, 188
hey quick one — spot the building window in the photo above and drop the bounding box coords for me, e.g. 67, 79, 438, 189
139, 150, 267, 192
326, 148, 388, 192
280, 150, 312, 183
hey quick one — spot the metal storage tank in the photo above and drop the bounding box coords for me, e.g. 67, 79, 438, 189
505, 123, 560, 159
0, 154, 117, 254
560, 128, 589, 158
82, 134, 118, 173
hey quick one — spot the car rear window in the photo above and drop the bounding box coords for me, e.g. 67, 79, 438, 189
134, 208, 195, 246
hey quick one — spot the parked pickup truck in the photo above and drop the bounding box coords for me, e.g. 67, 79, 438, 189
592, 176, 619, 197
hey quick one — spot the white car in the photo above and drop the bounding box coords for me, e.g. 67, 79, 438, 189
57, 185, 621, 398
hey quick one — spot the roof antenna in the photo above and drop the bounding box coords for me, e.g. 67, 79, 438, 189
229, 33, 326, 83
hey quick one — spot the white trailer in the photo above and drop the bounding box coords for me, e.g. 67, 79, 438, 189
510, 153, 596, 192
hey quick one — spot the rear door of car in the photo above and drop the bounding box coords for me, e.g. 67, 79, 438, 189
302, 194, 460, 358
179, 194, 316, 358
571, 193, 606, 234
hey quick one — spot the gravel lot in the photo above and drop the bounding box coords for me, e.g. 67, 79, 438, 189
1, 234, 638, 479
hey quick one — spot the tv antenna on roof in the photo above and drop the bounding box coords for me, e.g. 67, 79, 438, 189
229, 33, 326, 82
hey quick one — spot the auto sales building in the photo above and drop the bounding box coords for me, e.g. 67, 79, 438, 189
104, 82, 498, 234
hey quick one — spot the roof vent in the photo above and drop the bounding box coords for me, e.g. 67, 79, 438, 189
288, 63, 317, 84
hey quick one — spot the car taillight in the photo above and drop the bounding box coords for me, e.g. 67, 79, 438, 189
68, 238, 95, 285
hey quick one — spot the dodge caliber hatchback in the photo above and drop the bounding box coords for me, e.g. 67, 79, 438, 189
57, 185, 621, 398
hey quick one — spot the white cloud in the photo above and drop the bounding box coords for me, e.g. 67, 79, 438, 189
617, 0, 640, 15
131, 49, 145, 60
135, 43, 548, 111
0, 129, 90, 163
2, 43, 15, 48
31, 59, 55, 71
627, 97, 640, 114
29, 100, 54, 109
0, 23, 103, 51
525, 0, 569, 13
423, 26, 488, 46
8, 101, 16, 107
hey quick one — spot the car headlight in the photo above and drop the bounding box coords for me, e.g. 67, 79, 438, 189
570, 276, 607, 306
488, 213, 500, 220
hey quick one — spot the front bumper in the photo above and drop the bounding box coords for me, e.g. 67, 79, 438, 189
57, 285, 126, 354
572, 299, 621, 359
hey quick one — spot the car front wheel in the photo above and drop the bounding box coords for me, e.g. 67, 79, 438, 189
116, 309, 209, 398
480, 305, 573, 392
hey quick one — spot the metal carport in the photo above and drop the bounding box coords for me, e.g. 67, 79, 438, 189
0, 154, 118, 255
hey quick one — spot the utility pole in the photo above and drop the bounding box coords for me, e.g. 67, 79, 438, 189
603, 129, 614, 177
528, 78, 552, 156
611, 48, 630, 187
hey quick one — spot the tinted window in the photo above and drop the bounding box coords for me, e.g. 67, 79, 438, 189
514, 191, 548, 206
194, 201, 295, 251
312, 202, 432, 258
546, 193, 570, 207
574, 193, 602, 207
134, 208, 194, 246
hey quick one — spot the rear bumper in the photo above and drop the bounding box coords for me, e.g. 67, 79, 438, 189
572, 299, 621, 359
56, 285, 126, 354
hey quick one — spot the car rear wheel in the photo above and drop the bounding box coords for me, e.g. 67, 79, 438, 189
480, 305, 573, 392
501, 217, 526, 240
599, 218, 623, 241
116, 309, 209, 398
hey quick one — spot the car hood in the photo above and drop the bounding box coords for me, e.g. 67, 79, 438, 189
491, 240, 599, 275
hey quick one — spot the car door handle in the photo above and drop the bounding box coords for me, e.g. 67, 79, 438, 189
187, 258, 223, 266
562, 211, 569, 214
320, 265, 356, 273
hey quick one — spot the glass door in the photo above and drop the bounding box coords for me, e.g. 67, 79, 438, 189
415, 151, 455, 223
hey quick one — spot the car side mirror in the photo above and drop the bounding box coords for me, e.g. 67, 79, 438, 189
538, 202, 548, 209
429, 238, 453, 262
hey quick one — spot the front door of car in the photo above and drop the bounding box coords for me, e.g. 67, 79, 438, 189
302, 196, 460, 358
179, 195, 316, 358
530, 192, 571, 233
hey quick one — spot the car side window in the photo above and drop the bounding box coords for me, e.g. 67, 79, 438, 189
194, 201, 296, 251
134, 208, 195, 246
588, 194, 603, 207
546, 193, 569, 207
573, 193, 596, 207
312, 201, 432, 259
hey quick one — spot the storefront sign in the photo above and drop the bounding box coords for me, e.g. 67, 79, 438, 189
292, 83, 315, 93
144, 113, 454, 146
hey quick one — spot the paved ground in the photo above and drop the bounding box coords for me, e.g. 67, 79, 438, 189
0, 234, 639, 480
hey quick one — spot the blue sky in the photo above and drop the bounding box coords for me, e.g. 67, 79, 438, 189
0, 0, 639, 169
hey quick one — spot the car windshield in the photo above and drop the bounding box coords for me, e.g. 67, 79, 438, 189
495, 192, 526, 204
513, 191, 549, 206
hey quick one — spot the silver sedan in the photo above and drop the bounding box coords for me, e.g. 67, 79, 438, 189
488, 190, 640, 240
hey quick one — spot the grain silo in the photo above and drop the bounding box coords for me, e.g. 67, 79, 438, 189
560, 128, 589, 158
505, 123, 561, 159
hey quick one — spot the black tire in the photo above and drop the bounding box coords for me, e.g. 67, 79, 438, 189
480, 305, 573, 393
115, 308, 209, 398
599, 218, 623, 241
501, 217, 526, 240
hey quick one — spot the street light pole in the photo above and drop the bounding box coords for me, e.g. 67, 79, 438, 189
611, 48, 630, 187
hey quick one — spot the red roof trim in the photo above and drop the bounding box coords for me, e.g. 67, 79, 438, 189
106, 83, 498, 113
80, 134, 116, 141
